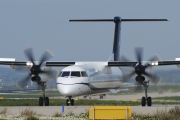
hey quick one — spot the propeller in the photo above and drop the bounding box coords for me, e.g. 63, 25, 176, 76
17, 47, 54, 89
122, 47, 160, 85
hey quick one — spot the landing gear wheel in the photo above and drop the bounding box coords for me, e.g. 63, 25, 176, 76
71, 99, 74, 106
45, 97, 49, 106
147, 97, 152, 106
141, 97, 146, 106
100, 95, 103, 99
39, 97, 43, 106
66, 99, 69, 106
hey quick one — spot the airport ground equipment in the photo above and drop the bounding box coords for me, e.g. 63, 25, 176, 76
89, 106, 132, 120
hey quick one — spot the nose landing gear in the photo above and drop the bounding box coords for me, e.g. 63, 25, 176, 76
141, 81, 152, 106
66, 96, 74, 106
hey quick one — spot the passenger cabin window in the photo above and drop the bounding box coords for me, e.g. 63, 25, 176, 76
71, 71, 81, 77
81, 71, 88, 77
61, 71, 70, 77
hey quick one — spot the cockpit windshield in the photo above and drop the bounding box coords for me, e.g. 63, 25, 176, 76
81, 71, 88, 77
59, 71, 88, 77
71, 71, 81, 77
61, 71, 70, 77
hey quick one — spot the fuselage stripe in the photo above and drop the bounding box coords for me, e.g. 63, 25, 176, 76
57, 83, 89, 85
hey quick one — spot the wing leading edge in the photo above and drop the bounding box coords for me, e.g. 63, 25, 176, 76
0, 61, 27, 66
46, 62, 75, 66
108, 61, 180, 67
45, 60, 180, 67
1, 60, 180, 67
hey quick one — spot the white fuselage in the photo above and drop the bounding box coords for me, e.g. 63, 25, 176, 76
56, 62, 123, 97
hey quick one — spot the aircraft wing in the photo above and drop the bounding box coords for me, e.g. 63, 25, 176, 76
0, 58, 28, 69
0, 61, 27, 66
108, 61, 180, 67
45, 60, 180, 67
154, 61, 180, 66
46, 62, 75, 66
0, 61, 74, 67
0, 58, 26, 66
0, 61, 29, 70
108, 62, 137, 67
45, 61, 138, 67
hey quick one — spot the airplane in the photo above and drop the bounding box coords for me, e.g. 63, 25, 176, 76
45, 17, 180, 106
2, 16, 180, 107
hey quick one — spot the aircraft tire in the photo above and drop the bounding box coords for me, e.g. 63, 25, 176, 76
66, 99, 69, 106
71, 99, 74, 106
147, 97, 152, 106
45, 97, 49, 106
141, 97, 146, 106
39, 97, 43, 106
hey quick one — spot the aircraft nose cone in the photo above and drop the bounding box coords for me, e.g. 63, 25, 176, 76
56, 77, 89, 96
57, 84, 70, 96
57, 84, 79, 96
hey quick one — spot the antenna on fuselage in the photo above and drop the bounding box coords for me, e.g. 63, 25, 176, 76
69, 17, 168, 61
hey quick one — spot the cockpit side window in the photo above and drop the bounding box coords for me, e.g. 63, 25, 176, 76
71, 71, 81, 77
58, 72, 62, 77
61, 71, 70, 77
81, 71, 88, 77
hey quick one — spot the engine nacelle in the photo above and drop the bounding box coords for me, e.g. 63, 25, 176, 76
135, 75, 145, 82
31, 76, 41, 82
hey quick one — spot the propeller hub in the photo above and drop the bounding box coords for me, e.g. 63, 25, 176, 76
30, 65, 41, 75
135, 65, 145, 75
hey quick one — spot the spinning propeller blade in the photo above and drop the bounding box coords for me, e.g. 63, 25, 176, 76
123, 47, 161, 89
17, 47, 54, 89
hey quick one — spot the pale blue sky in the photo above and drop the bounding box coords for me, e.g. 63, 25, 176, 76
0, 0, 180, 67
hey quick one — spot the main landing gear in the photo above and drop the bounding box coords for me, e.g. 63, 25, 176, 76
100, 94, 106, 99
38, 82, 49, 106
100, 94, 104, 99
136, 75, 152, 107
66, 96, 74, 106
141, 81, 152, 107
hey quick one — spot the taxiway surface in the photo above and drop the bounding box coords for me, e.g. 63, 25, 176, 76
0, 105, 179, 116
